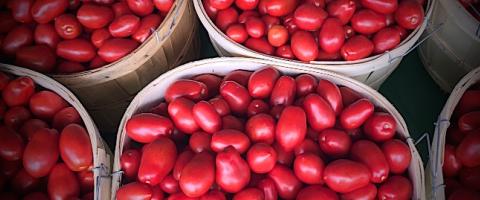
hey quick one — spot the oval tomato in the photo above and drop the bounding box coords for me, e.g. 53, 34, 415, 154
395, 0, 424, 30
293, 153, 324, 184
318, 18, 345, 54
270, 75, 296, 106
264, 0, 297, 17
245, 17, 266, 38
179, 152, 215, 197
126, 0, 154, 16
19, 119, 49, 140
382, 139, 411, 174
31, 0, 69, 24
56, 39, 96, 62
59, 124, 92, 171
327, 0, 356, 25
160, 175, 179, 194
132, 14, 163, 43
363, 112, 397, 142
223, 70, 252, 87
2, 25, 33, 56
377, 176, 413, 200
360, 0, 397, 14
222, 115, 245, 131
77, 4, 114, 29
15, 45, 56, 73
209, 97, 230, 116
233, 188, 264, 200
98, 38, 139, 62
173, 150, 194, 180
276, 106, 307, 152
2, 76, 35, 107
220, 81, 252, 115
29, 90, 68, 120
138, 137, 177, 185
52, 106, 81, 131
120, 149, 141, 180
23, 128, 59, 178
216, 147, 251, 193
245, 113, 275, 144
245, 37, 275, 55
458, 111, 480, 132
165, 79, 209, 103
116, 182, 152, 200
248, 67, 280, 99
318, 128, 351, 157
153, 0, 174, 12
351, 9, 386, 34
211, 129, 250, 153
351, 140, 390, 183
340, 183, 377, 200
257, 178, 277, 200
189, 131, 212, 153
91, 28, 111, 48
373, 27, 401, 54
55, 14, 82, 39
215, 7, 238, 31
47, 163, 80, 200
109, 14, 141, 37
340, 98, 374, 129
4, 106, 31, 130
126, 113, 174, 143
267, 25, 289, 47
9, 0, 33, 23
193, 101, 222, 133
323, 159, 370, 193
168, 97, 200, 134
226, 23, 249, 43
113, 2, 134, 18
296, 185, 338, 200
291, 30, 319, 61
247, 143, 277, 173
317, 79, 343, 115
456, 131, 480, 167
294, 4, 327, 31
303, 93, 336, 131
247, 99, 270, 116
0, 126, 24, 161
268, 164, 302, 199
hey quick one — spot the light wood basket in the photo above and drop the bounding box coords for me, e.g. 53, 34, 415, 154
0, 64, 113, 200
110, 57, 426, 200
50, 0, 201, 133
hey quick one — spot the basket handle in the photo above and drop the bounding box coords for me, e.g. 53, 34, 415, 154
93, 164, 111, 200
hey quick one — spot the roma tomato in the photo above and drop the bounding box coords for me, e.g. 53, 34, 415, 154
193, 74, 222, 98
9, 0, 33, 23
360, 0, 397, 14
270, 75, 296, 106
126, 113, 174, 143
245, 17, 266, 38
340, 98, 374, 129
132, 14, 163, 43
120, 149, 141, 180
377, 176, 413, 200
98, 38, 139, 62
23, 128, 59, 178
294, 4, 327, 31
31, 0, 69, 24
216, 147, 251, 193
179, 152, 215, 197
173, 150, 195, 180
203, 0, 219, 19
318, 128, 351, 157
276, 106, 307, 152
168, 97, 200, 134
248, 67, 280, 99
291, 30, 319, 62
77, 4, 114, 29
200, 190, 226, 200
0, 126, 24, 161
455, 90, 480, 116
4, 106, 31, 130
323, 159, 371, 193
116, 182, 152, 200
318, 18, 345, 53
91, 28, 111, 48
317, 79, 343, 115
295, 138, 322, 157
222, 115, 245, 131
238, 10, 260, 23
268, 164, 302, 199
339, 86, 362, 106
2, 25, 33, 56
363, 112, 396, 142
247, 143, 277, 173
276, 45, 295, 59
236, 0, 259, 10
59, 124, 93, 171
160, 175, 179, 194
215, 7, 238, 31
153, 0, 174, 12
15, 45, 56, 73
165, 79, 208, 103
295, 74, 317, 97
351, 140, 390, 183
351, 9, 386, 34
382, 139, 411, 174
189, 131, 212, 153
2, 76, 35, 107
303, 94, 336, 132
293, 153, 324, 184
55, 14, 82, 39
226, 24, 249, 43
246, 113, 275, 144
257, 178, 277, 200
112, 2, 133, 18
211, 129, 250, 153
247, 99, 270, 116
223, 70, 252, 87
456, 131, 480, 167
327, 0, 356, 25
47, 163, 80, 200
458, 111, 480, 132
126, 0, 154, 16
220, 81, 252, 114
193, 101, 222, 133
109, 14, 141, 37
262, 15, 281, 30
296, 185, 338, 200
29, 91, 68, 120
263, 0, 297, 17
89, 56, 108, 69
233, 188, 264, 200
57, 39, 96, 62
245, 38, 275, 55
395, 0, 424, 30
209, 97, 230, 116
208, 0, 234, 10
340, 183, 377, 200
52, 106, 81, 131
19, 119, 48, 140
138, 137, 177, 185
373, 27, 401, 54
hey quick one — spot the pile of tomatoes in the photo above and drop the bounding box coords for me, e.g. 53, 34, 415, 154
0, 0, 174, 74
117, 66, 414, 200
459, 0, 480, 21
442, 85, 480, 200
0, 71, 94, 199
203, 0, 425, 62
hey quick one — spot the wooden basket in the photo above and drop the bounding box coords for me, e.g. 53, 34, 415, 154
193, 0, 434, 90
427, 66, 480, 200
0, 64, 113, 200
111, 57, 426, 200
51, 0, 201, 133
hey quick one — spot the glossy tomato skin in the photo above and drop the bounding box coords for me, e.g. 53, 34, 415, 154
126, 113, 174, 143
458, 111, 480, 132
165, 79, 208, 103
19, 119, 48, 140
112, 2, 134, 18
109, 14, 141, 37
179, 152, 215, 197
126, 0, 154, 16
373, 27, 401, 54
31, 0, 69, 24
0, 126, 24, 161
172, 150, 194, 181
168, 97, 200, 134
264, 0, 297, 17
52, 106, 81, 131
116, 182, 152, 200
340, 183, 377, 200
377, 176, 413, 200
395, 0, 424, 30
223, 70, 252, 87
456, 131, 480, 167
267, 25, 288, 47
270, 75, 296, 106
138, 137, 177, 185
276, 106, 307, 152
133, 14, 163, 43
248, 67, 280, 99
56, 39, 96, 62
291, 30, 319, 61
226, 24, 249, 43
295, 74, 317, 97
340, 98, 374, 129
77, 169, 94, 193
327, 0, 356, 25
323, 159, 371, 193
247, 143, 277, 173
247, 99, 270, 116
193, 101, 222, 133
2, 25, 33, 56
294, 4, 327, 31
215, 7, 238, 31
268, 164, 302, 199
120, 149, 141, 180
189, 131, 212, 153
208, 0, 234, 10
455, 90, 480, 116
47, 163, 80, 200
351, 140, 390, 183
77, 4, 114, 29
59, 124, 93, 171
296, 185, 338, 200
216, 147, 251, 193
153, 0, 174, 12
382, 139, 411, 174
351, 9, 386, 34
363, 112, 397, 142
209, 97, 230, 116
55, 14, 82, 39
360, 0, 397, 14
200, 190, 226, 200
2, 76, 35, 107
233, 188, 264, 200
245, 37, 275, 55
318, 18, 345, 54
257, 178, 277, 200
98, 38, 139, 62
9, 0, 33, 23
303, 93, 336, 131
15, 45, 56, 73
246, 113, 275, 144
211, 129, 250, 153
318, 128, 351, 157
29, 90, 68, 120
317, 79, 343, 115
91, 28, 111, 48
4, 106, 31, 130
193, 74, 222, 98
220, 81, 252, 115
276, 45, 295, 59
245, 17, 266, 38
23, 128, 59, 178
293, 153, 324, 184
235, 0, 259, 10
339, 86, 362, 106
160, 175, 179, 194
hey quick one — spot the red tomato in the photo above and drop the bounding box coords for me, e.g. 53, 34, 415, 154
19, 119, 48, 140
303, 0, 326, 7
48, 163, 80, 200
236, 0, 259, 10
360, 0, 397, 14
382, 139, 411, 174
165, 79, 208, 102
226, 24, 248, 43
209, 97, 231, 116
339, 86, 362, 106
373, 27, 401, 54
318, 18, 345, 53
275, 45, 295, 59
208, 0, 234, 9
456, 131, 480, 167
23, 128, 59, 178
296, 185, 338, 200
77, 169, 94, 193
216, 147, 251, 193
351, 140, 390, 183
52, 106, 81, 131
220, 80, 252, 114
189, 131, 212, 153
10, 0, 33, 23
59, 124, 92, 171
168, 98, 199, 133
351, 9, 386, 34
455, 90, 480, 116
262, 15, 281, 30
295, 138, 322, 156
133, 14, 163, 42
120, 149, 141, 180
55, 14, 82, 39
303, 94, 336, 131
56, 39, 95, 62
245, 37, 275, 55
293, 153, 324, 184
91, 28, 111, 48
395, 0, 424, 30
344, 25, 355, 39
291, 30, 319, 61
276, 106, 307, 152
2, 25, 33, 56
215, 7, 238, 31
263, 0, 297, 17
327, 0, 356, 25
245, 17, 266, 38
56, 61, 85, 74
294, 4, 327, 31
77, 4, 114, 29
393, 25, 408, 40
233, 188, 264, 200
193, 101, 222, 133
160, 174, 179, 194
2, 76, 35, 107
459, 166, 480, 191
126, 113, 174, 143
363, 112, 396, 142
200, 190, 226, 200
0, 12, 16, 34
0, 126, 24, 161
31, 0, 69, 24
178, 152, 215, 197
247, 143, 277, 173
268, 164, 302, 199
109, 14, 141, 37
340, 98, 374, 129
173, 150, 194, 180
98, 38, 139, 62
15, 45, 56, 73
267, 24, 288, 47
116, 182, 152, 200
323, 159, 370, 193
153, 0, 174, 12
222, 115, 245, 131
317, 79, 343, 115
448, 189, 480, 200
295, 74, 317, 97
112, 2, 133, 18
211, 129, 250, 153
270, 75, 296, 106
318, 129, 351, 157
89, 55, 108, 69
223, 70, 252, 86
203, 0, 219, 20
257, 178, 277, 200
4, 106, 31, 130
377, 176, 413, 200
247, 99, 270, 116
340, 183, 377, 200
246, 113, 275, 144
138, 137, 177, 185
193, 74, 222, 98
458, 111, 480, 132
126, 0, 154, 16
29, 90, 68, 120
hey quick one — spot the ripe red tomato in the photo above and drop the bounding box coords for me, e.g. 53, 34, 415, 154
138, 137, 177, 185
208, 0, 234, 10
9, 0, 34, 23
193, 101, 222, 133
291, 31, 319, 61
233, 188, 264, 200
215, 7, 238, 31
276, 106, 307, 151
19, 119, 49, 140
458, 111, 480, 132
220, 80, 252, 114
340, 183, 377, 200
160, 175, 179, 194
47, 163, 80, 200
236, 0, 259, 10
317, 79, 343, 115
2, 25, 33, 56
209, 97, 231, 116
223, 70, 252, 86
23, 128, 59, 178
29, 90, 68, 120
268, 164, 302, 199
59, 124, 93, 171
238, 10, 259, 23
216, 147, 251, 193
189, 131, 212, 153
2, 76, 35, 107
133, 14, 163, 43
456, 130, 480, 167
323, 159, 371, 193
98, 38, 139, 62
222, 115, 245, 131
0, 72, 10, 91
91, 28, 111, 48
120, 149, 141, 181
173, 150, 194, 180
31, 0, 69, 24
303, 94, 336, 131
109, 14, 141, 37
116, 182, 152, 200
351, 140, 390, 183
455, 90, 480, 116
165, 79, 209, 103
245, 113, 275, 144
211, 129, 250, 153
270, 75, 296, 106
168, 98, 200, 133
56, 39, 96, 62
77, 4, 114, 29
267, 25, 288, 47
263, 0, 298, 17
295, 74, 317, 97
275, 45, 295, 59
153, 0, 174, 12
340, 98, 374, 129
226, 23, 249, 43
51, 106, 81, 131
193, 74, 222, 98
377, 176, 413, 200
395, 0, 424, 30
4, 106, 31, 130
351, 9, 386, 34
77, 170, 94, 194
179, 152, 215, 197
293, 153, 324, 184
247, 143, 277, 173
245, 17, 266, 38
126, 0, 154, 16
326, 0, 356, 25
318, 128, 351, 157
204, 0, 219, 20
15, 45, 56, 73
382, 139, 411, 174
257, 178, 277, 200
296, 185, 338, 200
55, 14, 82, 39
262, 15, 281, 30
304, 0, 326, 8
360, 0, 397, 14
318, 18, 345, 54
245, 37, 275, 55
0, 126, 24, 161
373, 27, 401, 54
126, 113, 174, 143
294, 4, 327, 31
200, 190, 226, 200
56, 61, 85, 74
247, 99, 270, 116
112, 2, 134, 18
363, 112, 396, 142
